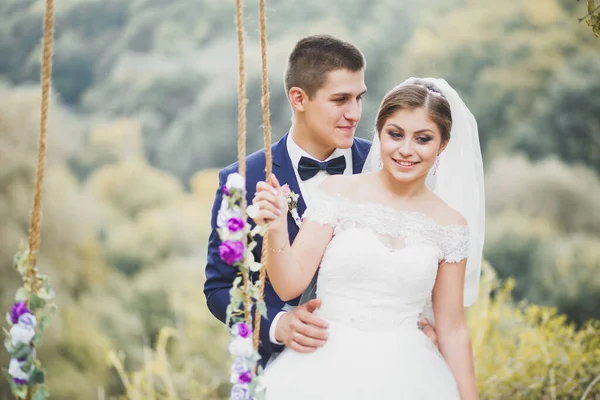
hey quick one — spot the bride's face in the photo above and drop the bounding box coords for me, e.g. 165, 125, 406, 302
379, 107, 447, 183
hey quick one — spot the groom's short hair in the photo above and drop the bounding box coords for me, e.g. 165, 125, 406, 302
284, 34, 365, 99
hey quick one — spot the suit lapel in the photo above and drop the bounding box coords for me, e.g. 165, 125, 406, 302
351, 138, 372, 174
272, 133, 305, 241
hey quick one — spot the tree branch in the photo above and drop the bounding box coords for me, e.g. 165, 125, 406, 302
578, 4, 600, 23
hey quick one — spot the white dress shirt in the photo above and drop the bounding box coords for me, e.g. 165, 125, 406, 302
269, 133, 353, 345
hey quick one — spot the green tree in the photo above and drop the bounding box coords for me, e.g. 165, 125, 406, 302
515, 52, 600, 174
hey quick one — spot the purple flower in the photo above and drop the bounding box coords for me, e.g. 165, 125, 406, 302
234, 322, 251, 338
13, 378, 28, 386
230, 384, 251, 400
239, 371, 252, 384
219, 241, 244, 265
10, 302, 30, 324
222, 185, 230, 196
227, 217, 245, 232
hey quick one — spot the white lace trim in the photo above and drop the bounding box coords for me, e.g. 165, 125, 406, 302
303, 190, 470, 263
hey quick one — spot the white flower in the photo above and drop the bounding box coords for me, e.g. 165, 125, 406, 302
220, 197, 229, 211
249, 262, 262, 272
10, 323, 36, 347
8, 359, 30, 381
250, 224, 264, 236
231, 357, 249, 375
18, 313, 36, 328
230, 383, 251, 400
221, 229, 244, 242
244, 249, 255, 264
228, 336, 254, 358
229, 356, 250, 383
246, 204, 258, 219
226, 173, 245, 191
217, 207, 241, 228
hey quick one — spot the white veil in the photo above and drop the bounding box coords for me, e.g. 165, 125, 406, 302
362, 77, 485, 307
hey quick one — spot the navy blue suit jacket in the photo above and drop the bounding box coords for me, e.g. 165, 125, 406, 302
203, 132, 371, 366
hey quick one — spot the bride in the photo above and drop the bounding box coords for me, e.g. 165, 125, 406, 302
251, 78, 484, 399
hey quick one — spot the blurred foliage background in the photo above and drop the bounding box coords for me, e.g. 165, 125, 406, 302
0, 0, 599, 398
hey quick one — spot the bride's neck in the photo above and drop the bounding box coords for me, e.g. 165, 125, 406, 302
376, 170, 428, 199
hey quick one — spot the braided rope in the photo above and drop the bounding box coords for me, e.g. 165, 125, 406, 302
24, 1, 54, 399
254, 0, 272, 350
27, 0, 54, 306
234, 0, 252, 325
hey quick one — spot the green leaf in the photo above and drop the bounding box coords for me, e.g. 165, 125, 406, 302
257, 301, 268, 319
29, 294, 46, 312
6, 312, 13, 326
33, 335, 43, 347
12, 343, 32, 360
38, 316, 50, 333
48, 288, 56, 300
36, 288, 52, 301
5, 337, 14, 353
32, 386, 48, 400
14, 382, 28, 398
29, 368, 45, 385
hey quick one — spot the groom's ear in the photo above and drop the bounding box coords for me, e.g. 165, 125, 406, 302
288, 87, 307, 112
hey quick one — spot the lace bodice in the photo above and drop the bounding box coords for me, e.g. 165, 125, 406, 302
302, 190, 470, 330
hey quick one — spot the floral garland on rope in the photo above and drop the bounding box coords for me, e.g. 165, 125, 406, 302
4, 0, 56, 396
4, 249, 56, 400
217, 173, 268, 400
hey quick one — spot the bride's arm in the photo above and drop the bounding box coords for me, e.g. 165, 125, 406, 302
432, 258, 478, 400
266, 219, 333, 301
252, 175, 334, 301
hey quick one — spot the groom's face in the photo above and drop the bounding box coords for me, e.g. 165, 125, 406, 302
303, 68, 366, 151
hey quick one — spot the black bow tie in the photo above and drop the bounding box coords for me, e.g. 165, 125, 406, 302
298, 155, 346, 181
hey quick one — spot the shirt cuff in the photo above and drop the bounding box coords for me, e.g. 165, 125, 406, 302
269, 311, 287, 345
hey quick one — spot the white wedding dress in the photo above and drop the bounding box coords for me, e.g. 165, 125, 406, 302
263, 189, 470, 399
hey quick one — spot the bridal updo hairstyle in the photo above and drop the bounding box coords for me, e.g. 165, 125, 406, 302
375, 80, 452, 143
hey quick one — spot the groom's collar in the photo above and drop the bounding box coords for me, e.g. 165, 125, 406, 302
285, 132, 352, 173
272, 131, 369, 174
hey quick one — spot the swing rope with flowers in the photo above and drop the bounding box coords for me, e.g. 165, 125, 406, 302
4, 0, 57, 399
4, 0, 273, 399
216, 0, 275, 399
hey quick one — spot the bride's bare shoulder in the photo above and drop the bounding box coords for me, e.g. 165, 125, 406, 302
428, 192, 468, 227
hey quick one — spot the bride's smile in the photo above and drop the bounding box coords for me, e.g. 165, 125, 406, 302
378, 106, 448, 184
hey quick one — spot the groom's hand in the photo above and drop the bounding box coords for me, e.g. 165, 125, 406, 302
275, 298, 329, 353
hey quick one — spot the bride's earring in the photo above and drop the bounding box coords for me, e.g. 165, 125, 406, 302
433, 155, 440, 175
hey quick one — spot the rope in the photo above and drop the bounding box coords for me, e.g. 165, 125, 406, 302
234, 0, 252, 324
24, 1, 54, 399
254, 0, 272, 350
27, 0, 55, 300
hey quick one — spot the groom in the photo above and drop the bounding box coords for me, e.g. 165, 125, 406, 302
204, 34, 437, 367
